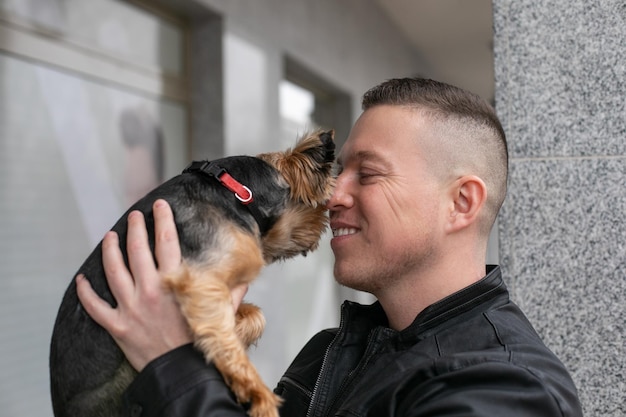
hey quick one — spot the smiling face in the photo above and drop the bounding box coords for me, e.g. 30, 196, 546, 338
328, 105, 449, 297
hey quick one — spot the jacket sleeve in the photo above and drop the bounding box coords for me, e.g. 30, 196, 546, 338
369, 361, 582, 417
122, 344, 249, 417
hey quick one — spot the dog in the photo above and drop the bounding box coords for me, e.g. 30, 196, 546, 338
50, 130, 336, 417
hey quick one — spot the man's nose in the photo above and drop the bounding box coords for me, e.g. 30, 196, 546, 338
326, 174, 353, 210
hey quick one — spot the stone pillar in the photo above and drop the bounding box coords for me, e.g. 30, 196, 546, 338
493, 1, 625, 415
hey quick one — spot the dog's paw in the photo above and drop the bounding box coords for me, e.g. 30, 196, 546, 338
235, 302, 265, 347
226, 362, 281, 417
245, 386, 282, 417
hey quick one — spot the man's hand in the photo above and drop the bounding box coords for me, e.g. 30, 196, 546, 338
76, 199, 248, 371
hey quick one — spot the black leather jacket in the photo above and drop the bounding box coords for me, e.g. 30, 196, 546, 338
122, 266, 583, 416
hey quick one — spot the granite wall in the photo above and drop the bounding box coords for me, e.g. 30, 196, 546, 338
493, 1, 626, 415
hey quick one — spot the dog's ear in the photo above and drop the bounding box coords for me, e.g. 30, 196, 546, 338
311, 130, 335, 165
280, 130, 336, 207
256, 129, 336, 207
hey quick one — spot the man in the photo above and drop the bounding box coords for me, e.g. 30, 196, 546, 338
77, 78, 583, 416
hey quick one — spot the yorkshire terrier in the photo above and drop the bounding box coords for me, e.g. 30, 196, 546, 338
50, 130, 335, 417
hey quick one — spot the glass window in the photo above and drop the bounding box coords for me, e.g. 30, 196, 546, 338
0, 0, 184, 76
279, 79, 316, 142
0, 2, 188, 415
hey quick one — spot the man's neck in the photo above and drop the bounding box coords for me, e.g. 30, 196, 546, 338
377, 262, 487, 331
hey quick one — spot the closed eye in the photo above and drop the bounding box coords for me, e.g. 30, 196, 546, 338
358, 170, 381, 184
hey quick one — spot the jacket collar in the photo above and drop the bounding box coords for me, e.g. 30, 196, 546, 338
405, 265, 507, 337
340, 265, 508, 342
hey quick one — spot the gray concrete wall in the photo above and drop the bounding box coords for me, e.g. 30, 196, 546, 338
493, 1, 626, 415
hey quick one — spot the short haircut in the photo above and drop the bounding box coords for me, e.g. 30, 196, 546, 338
362, 77, 508, 234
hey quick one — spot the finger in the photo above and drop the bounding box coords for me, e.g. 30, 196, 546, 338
101, 231, 134, 304
76, 274, 118, 331
125, 210, 158, 286
153, 199, 182, 274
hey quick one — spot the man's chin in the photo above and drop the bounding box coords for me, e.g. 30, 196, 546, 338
334, 267, 366, 292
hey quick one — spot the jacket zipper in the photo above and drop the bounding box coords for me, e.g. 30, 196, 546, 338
324, 327, 382, 416
305, 307, 347, 417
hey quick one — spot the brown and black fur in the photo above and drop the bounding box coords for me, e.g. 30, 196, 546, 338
50, 130, 335, 417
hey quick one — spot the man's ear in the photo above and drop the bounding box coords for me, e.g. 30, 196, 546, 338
445, 175, 487, 233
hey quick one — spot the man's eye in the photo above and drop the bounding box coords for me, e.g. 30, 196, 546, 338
358, 171, 378, 182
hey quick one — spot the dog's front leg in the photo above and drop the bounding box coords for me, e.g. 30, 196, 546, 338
165, 228, 281, 417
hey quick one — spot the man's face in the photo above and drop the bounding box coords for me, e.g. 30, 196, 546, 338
328, 105, 447, 296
